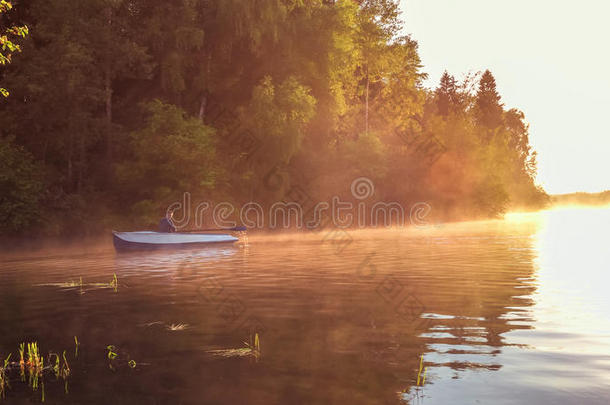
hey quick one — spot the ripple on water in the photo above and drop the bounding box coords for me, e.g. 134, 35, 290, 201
0, 209, 609, 404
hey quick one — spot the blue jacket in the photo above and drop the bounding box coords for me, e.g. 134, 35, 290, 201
159, 217, 176, 233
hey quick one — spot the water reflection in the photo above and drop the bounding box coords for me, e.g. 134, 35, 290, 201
113, 246, 240, 275
0, 208, 609, 404
403, 207, 610, 404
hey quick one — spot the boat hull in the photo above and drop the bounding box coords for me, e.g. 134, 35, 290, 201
112, 231, 238, 251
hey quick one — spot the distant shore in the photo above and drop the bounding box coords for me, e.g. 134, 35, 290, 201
550, 190, 610, 207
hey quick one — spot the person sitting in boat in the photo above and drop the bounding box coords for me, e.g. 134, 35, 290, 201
159, 210, 177, 233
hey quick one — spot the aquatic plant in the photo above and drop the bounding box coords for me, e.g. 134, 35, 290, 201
110, 273, 118, 292
416, 354, 425, 386
89, 273, 119, 292
27, 343, 43, 369
27, 344, 42, 391
106, 345, 138, 371
49, 353, 60, 377
0, 354, 11, 398
140, 321, 190, 331
49, 351, 70, 380
44, 351, 71, 394
398, 354, 430, 403
37, 273, 118, 293
207, 333, 261, 361
1, 341, 75, 402
166, 323, 189, 331
37, 278, 82, 288
60, 351, 70, 393
106, 345, 118, 361
18, 343, 25, 381
74, 336, 80, 358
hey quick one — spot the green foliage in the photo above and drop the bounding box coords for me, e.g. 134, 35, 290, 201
116, 100, 218, 212
472, 175, 510, 218
0, 1, 29, 97
0, 0, 547, 234
0, 137, 43, 233
235, 75, 316, 200
246, 76, 316, 164
341, 131, 387, 180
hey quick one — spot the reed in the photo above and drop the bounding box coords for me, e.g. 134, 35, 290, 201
0, 354, 11, 398
415, 354, 428, 387
416, 355, 423, 386
207, 333, 261, 361
90, 273, 118, 291
37, 278, 82, 288
0, 341, 75, 402
19, 343, 25, 381
110, 273, 118, 292
141, 321, 190, 331
26, 343, 42, 392
49, 353, 60, 377
166, 323, 189, 331
46, 350, 71, 393
74, 336, 80, 358
400, 354, 429, 399
39, 273, 118, 292
59, 353, 70, 393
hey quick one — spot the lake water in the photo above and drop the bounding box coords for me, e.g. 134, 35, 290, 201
0, 207, 609, 404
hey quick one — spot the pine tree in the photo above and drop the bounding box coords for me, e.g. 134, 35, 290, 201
435, 70, 457, 116
475, 69, 504, 130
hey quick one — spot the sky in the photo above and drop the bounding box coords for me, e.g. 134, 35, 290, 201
399, 0, 610, 194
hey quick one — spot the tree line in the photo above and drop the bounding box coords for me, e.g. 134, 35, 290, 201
0, 0, 548, 235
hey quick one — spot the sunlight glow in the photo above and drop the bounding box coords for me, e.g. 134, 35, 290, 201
401, 0, 610, 194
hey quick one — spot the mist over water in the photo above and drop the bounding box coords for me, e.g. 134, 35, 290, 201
0, 207, 609, 404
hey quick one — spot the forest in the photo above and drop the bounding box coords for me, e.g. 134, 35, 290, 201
0, 0, 549, 236
551, 191, 610, 207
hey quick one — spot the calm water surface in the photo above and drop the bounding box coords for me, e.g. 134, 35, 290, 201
0, 207, 609, 404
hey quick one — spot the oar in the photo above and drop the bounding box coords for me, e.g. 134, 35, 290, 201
179, 226, 247, 233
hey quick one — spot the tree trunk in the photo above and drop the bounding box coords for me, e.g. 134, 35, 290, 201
67, 130, 73, 190
365, 65, 369, 135
42, 137, 48, 164
198, 92, 207, 122
105, 6, 113, 162
105, 69, 112, 161
78, 130, 85, 192
198, 53, 212, 123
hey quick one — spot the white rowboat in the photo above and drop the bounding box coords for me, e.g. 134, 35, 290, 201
112, 231, 238, 251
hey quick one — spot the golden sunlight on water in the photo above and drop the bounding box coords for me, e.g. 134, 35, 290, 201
508, 207, 610, 348
0, 207, 609, 404
410, 207, 610, 404
530, 208, 610, 346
